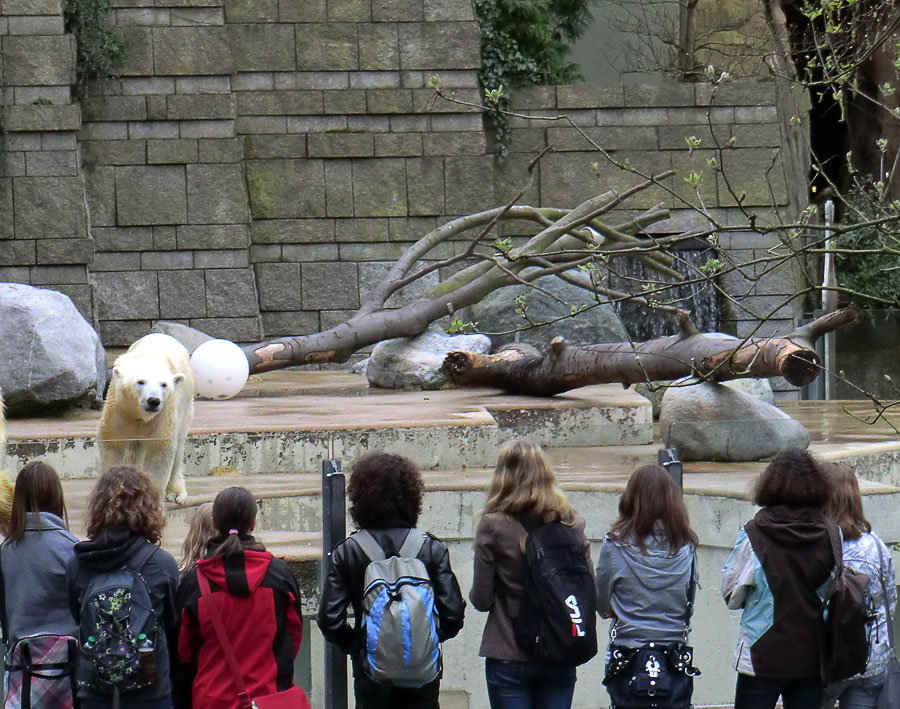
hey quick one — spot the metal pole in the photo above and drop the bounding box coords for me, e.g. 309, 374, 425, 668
321, 459, 347, 709
822, 200, 837, 399
658, 448, 683, 494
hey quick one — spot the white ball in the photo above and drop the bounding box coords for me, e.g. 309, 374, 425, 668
190, 339, 249, 400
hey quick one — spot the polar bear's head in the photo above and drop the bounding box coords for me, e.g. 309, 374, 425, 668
112, 357, 187, 420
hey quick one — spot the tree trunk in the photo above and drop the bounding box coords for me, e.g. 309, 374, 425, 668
441, 307, 861, 396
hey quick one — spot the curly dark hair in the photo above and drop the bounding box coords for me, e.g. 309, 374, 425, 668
753, 448, 833, 508
86, 466, 166, 543
348, 452, 423, 529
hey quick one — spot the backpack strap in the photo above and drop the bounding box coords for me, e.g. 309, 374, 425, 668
352, 530, 386, 562
197, 572, 253, 709
824, 521, 844, 569
398, 528, 427, 559
22, 642, 33, 709
876, 542, 895, 650
126, 540, 159, 574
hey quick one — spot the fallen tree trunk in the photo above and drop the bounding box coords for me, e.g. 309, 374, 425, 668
441, 307, 862, 396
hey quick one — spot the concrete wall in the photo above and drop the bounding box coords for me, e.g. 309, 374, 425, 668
1, 0, 804, 360
261, 479, 900, 708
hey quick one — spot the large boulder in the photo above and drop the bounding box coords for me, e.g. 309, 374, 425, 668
0, 284, 106, 414
659, 379, 809, 462
469, 277, 628, 350
366, 331, 492, 390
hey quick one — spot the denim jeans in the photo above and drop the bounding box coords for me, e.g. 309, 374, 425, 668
484, 658, 577, 709
734, 673, 823, 709
824, 672, 886, 709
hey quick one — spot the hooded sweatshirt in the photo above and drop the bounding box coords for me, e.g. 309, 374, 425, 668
1, 511, 78, 644
595, 533, 697, 648
175, 548, 303, 709
65, 526, 180, 706
721, 505, 836, 678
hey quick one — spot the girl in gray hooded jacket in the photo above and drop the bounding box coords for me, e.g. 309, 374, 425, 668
595, 465, 699, 705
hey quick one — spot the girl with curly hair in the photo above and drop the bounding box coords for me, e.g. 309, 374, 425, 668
470, 439, 593, 709
317, 452, 466, 709
721, 448, 837, 709
66, 466, 179, 709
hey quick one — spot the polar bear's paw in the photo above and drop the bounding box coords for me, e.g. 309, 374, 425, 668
165, 489, 187, 505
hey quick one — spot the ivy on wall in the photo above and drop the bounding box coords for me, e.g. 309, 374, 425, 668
475, 0, 597, 155
64, 0, 123, 95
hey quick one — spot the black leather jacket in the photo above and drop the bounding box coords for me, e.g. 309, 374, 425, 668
317, 526, 466, 655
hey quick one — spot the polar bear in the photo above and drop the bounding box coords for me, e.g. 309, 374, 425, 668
98, 333, 195, 504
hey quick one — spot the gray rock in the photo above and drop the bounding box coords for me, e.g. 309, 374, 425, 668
470, 277, 628, 351
636, 376, 776, 419
659, 380, 809, 462
351, 357, 369, 376
151, 321, 214, 354
0, 283, 106, 415
722, 378, 776, 406
367, 331, 491, 390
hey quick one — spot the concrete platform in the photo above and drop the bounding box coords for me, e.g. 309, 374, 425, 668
3, 373, 652, 477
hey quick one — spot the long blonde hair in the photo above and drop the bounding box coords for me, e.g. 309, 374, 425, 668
823, 462, 871, 541
179, 502, 214, 574
484, 439, 575, 523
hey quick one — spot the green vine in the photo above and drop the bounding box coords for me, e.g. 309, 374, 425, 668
475, 0, 597, 157
835, 195, 900, 308
63, 0, 123, 95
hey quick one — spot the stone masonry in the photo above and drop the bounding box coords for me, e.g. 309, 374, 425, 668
1, 0, 802, 374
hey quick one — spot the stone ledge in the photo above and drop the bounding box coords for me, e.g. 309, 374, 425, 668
3, 104, 81, 132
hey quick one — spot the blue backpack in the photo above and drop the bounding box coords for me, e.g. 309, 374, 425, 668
353, 529, 442, 688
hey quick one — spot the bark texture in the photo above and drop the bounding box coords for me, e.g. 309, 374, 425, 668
440, 307, 861, 396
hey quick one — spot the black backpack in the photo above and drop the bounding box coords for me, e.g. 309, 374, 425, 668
76, 543, 160, 703
820, 523, 874, 684
513, 517, 598, 667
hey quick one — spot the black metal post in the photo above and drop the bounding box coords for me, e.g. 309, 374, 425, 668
658, 448, 683, 494
321, 459, 347, 709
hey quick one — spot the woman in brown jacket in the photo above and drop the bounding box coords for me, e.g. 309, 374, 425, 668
470, 439, 592, 709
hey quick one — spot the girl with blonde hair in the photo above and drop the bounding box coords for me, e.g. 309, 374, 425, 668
179, 502, 214, 575
470, 439, 593, 709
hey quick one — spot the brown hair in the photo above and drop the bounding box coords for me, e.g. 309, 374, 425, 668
179, 502, 215, 574
608, 465, 698, 554
484, 439, 576, 525
348, 453, 424, 529
823, 461, 871, 541
753, 448, 832, 508
86, 466, 165, 543
208, 487, 265, 560
7, 461, 68, 543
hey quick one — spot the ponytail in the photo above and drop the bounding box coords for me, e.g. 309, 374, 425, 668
208, 487, 265, 560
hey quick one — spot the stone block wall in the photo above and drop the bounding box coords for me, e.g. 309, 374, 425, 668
1, 0, 805, 359
501, 82, 798, 341
67, 0, 492, 347
0, 0, 93, 316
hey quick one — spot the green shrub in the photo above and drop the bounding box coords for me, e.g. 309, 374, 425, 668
475, 0, 597, 155
835, 197, 900, 308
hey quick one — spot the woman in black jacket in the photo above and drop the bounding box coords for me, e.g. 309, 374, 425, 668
66, 466, 180, 709
317, 452, 466, 709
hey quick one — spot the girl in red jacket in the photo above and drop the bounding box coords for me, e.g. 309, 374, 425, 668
174, 487, 304, 709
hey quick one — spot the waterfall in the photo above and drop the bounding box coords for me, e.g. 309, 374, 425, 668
610, 247, 721, 341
